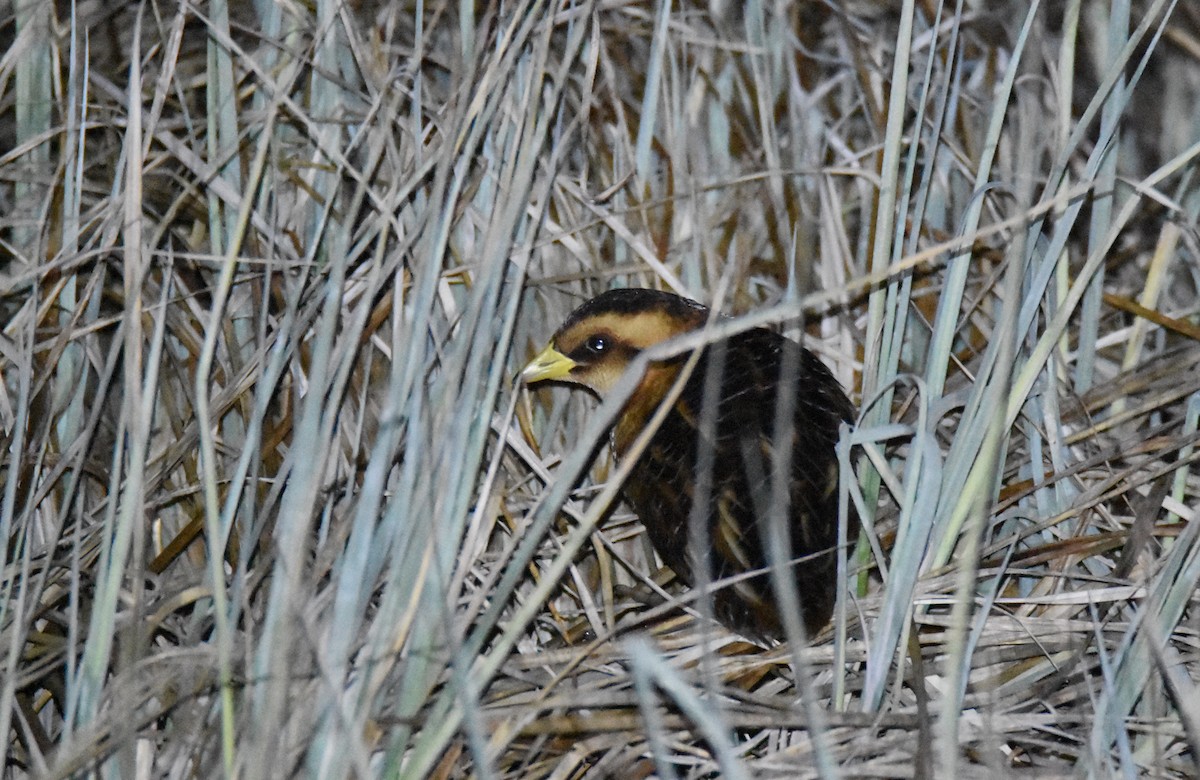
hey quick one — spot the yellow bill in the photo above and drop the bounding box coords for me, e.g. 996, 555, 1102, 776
520, 343, 577, 384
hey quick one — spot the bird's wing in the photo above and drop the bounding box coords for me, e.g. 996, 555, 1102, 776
676, 328, 852, 569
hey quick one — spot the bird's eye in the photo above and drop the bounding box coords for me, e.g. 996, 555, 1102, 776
585, 335, 608, 354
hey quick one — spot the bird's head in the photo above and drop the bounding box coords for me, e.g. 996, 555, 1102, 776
521, 288, 708, 396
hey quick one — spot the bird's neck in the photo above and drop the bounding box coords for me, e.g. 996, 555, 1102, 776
612, 362, 684, 457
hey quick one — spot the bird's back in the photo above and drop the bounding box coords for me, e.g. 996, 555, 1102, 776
617, 327, 856, 639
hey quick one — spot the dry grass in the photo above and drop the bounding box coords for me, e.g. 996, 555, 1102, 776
2, 0, 1200, 777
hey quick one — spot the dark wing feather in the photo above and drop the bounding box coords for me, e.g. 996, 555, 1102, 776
621, 327, 856, 639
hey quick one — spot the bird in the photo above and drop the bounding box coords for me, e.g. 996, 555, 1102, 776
520, 288, 858, 641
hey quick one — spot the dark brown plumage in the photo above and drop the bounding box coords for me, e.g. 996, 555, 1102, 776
521, 288, 857, 640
